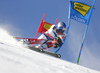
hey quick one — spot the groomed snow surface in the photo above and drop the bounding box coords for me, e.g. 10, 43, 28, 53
0, 28, 99, 73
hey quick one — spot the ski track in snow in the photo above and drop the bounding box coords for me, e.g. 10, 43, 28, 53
0, 28, 100, 73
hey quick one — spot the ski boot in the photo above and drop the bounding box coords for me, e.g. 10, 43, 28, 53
35, 45, 44, 52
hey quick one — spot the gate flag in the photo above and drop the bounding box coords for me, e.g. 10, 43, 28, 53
69, 1, 93, 25
34, 14, 58, 39
68, 0, 96, 64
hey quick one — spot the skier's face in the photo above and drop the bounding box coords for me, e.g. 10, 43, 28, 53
56, 29, 64, 35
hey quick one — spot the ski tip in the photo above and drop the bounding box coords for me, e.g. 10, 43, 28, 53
57, 54, 61, 58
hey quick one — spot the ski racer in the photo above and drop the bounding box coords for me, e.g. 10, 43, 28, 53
36, 22, 66, 50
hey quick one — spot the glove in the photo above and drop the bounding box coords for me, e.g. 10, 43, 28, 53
55, 37, 62, 44
54, 37, 62, 48
54, 42, 59, 48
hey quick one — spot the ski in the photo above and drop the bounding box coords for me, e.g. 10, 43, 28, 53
27, 46, 61, 58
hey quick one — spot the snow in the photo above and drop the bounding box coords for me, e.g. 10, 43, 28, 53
0, 28, 100, 73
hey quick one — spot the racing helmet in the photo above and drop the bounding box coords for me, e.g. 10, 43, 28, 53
56, 22, 66, 34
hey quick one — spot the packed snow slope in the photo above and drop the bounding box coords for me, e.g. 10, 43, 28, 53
0, 28, 99, 73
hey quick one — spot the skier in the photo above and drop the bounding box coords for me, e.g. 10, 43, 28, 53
36, 22, 66, 50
